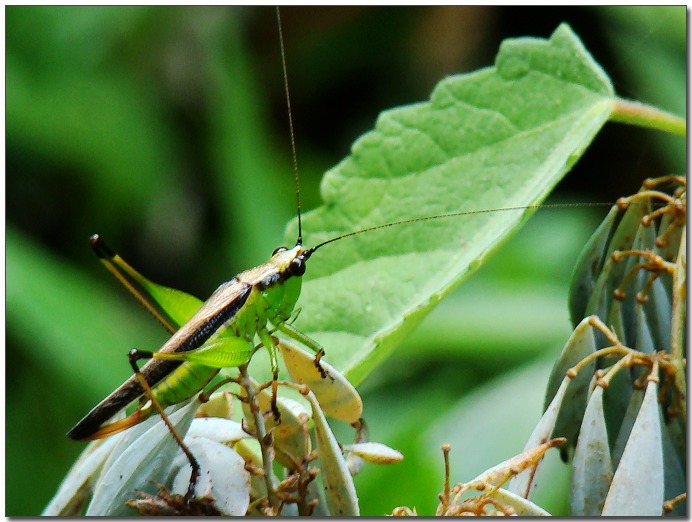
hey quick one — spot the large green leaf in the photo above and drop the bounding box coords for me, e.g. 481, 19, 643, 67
287, 24, 615, 384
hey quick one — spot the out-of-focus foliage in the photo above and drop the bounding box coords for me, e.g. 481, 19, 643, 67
6, 6, 684, 515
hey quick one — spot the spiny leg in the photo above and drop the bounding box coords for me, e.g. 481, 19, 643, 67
128, 349, 200, 502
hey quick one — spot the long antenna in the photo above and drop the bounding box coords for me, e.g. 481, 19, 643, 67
306, 202, 622, 255
276, 6, 303, 245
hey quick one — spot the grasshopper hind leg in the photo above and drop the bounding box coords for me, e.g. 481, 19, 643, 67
128, 349, 201, 503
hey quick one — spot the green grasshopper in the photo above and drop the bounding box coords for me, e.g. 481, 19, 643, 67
67, 235, 315, 442
66, 232, 324, 500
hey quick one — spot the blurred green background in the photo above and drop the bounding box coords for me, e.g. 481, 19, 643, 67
6, 6, 685, 516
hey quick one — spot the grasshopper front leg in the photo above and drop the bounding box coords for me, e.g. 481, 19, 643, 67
257, 328, 282, 421
277, 322, 331, 380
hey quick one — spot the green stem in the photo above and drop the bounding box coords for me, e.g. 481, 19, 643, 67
610, 98, 686, 137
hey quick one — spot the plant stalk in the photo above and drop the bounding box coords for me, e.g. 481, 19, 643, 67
610, 98, 686, 137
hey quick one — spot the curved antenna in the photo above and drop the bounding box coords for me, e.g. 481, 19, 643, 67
276, 6, 303, 245
306, 202, 620, 255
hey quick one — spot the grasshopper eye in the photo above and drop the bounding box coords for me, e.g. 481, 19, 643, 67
289, 256, 306, 276
272, 246, 288, 256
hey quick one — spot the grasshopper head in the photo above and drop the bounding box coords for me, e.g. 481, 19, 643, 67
261, 244, 311, 315
269, 244, 312, 278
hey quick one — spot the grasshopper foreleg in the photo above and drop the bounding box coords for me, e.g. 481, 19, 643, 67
276, 323, 332, 381
258, 330, 282, 422
313, 348, 327, 379
128, 349, 200, 503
